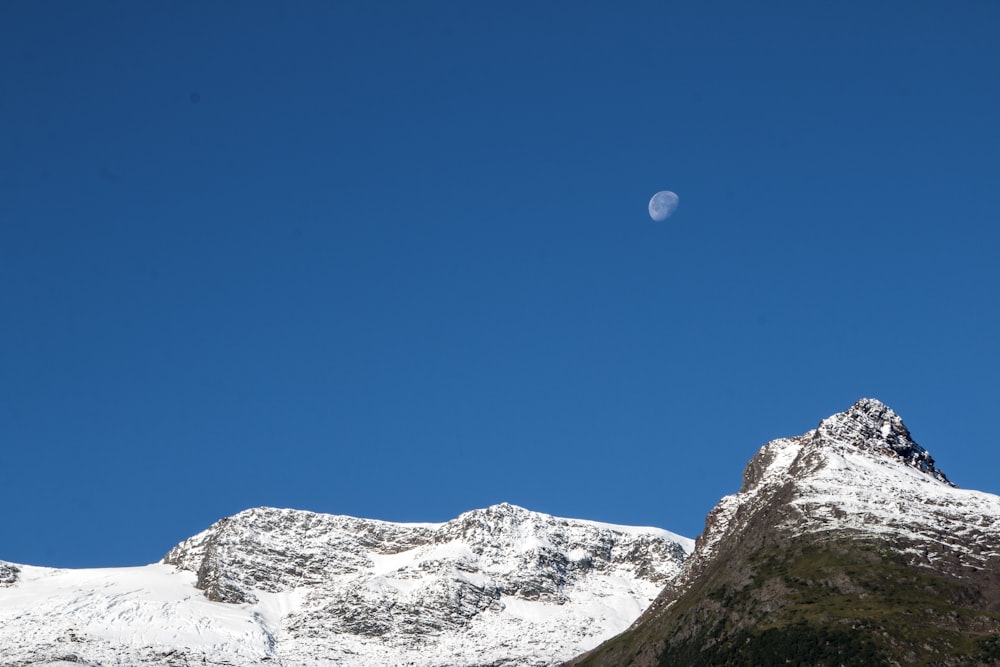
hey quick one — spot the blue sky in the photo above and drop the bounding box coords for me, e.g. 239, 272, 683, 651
2, 2, 998, 567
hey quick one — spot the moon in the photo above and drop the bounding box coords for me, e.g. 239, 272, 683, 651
648, 190, 679, 221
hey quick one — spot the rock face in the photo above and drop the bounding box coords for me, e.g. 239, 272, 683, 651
0, 562, 18, 587
0, 503, 692, 667
811, 396, 951, 485
570, 398, 1000, 667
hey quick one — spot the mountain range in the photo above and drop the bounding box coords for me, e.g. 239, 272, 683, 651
0, 504, 690, 666
2, 398, 999, 666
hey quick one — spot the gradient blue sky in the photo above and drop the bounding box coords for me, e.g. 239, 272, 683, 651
2, 2, 998, 568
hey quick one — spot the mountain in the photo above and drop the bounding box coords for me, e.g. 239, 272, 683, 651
568, 398, 1000, 666
0, 503, 692, 667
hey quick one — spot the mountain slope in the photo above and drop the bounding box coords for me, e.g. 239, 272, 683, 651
0, 503, 692, 667
570, 398, 1000, 667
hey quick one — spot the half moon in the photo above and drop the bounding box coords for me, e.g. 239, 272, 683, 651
648, 190, 679, 221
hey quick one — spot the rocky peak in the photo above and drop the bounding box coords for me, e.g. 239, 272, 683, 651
813, 398, 952, 485
436, 502, 559, 547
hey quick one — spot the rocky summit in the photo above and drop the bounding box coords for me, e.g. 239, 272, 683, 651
0, 503, 692, 667
569, 398, 1000, 667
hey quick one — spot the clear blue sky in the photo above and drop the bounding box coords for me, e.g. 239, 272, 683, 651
2, 2, 998, 568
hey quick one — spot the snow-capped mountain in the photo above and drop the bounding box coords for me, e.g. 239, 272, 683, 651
0, 503, 692, 667
572, 398, 1000, 666
688, 397, 999, 581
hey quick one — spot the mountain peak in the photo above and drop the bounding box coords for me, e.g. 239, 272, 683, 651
817, 397, 908, 444
571, 401, 1000, 667
814, 398, 952, 485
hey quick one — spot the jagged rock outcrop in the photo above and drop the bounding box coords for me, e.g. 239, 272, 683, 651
0, 503, 692, 667
162, 508, 440, 605
0, 562, 18, 587
812, 396, 951, 484
570, 398, 1000, 667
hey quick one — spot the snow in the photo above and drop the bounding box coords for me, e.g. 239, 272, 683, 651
0, 563, 277, 665
572, 518, 696, 555
788, 444, 1000, 562
0, 504, 692, 666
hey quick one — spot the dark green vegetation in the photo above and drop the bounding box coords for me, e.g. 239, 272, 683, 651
655, 621, 882, 666
572, 537, 1000, 667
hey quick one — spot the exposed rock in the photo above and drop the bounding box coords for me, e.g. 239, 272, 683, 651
0, 561, 18, 586
813, 397, 952, 484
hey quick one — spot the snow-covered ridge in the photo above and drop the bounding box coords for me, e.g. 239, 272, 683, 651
0, 503, 691, 667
